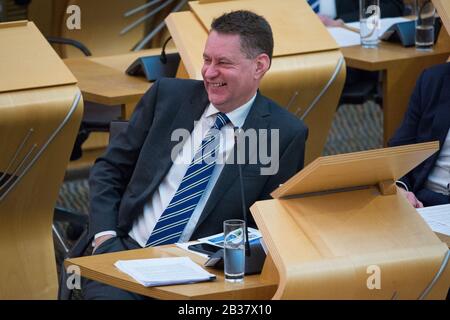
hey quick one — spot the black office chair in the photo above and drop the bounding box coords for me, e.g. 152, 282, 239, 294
58, 120, 129, 300
338, 68, 382, 106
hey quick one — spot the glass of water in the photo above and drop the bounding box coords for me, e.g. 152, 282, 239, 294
359, 0, 380, 48
223, 219, 245, 283
415, 0, 436, 51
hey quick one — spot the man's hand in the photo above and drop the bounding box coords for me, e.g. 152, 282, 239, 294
318, 14, 345, 27
93, 234, 115, 254
399, 188, 424, 208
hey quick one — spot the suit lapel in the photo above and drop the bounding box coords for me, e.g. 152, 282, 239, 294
417, 75, 450, 187
143, 87, 209, 199
195, 93, 271, 228
430, 75, 450, 146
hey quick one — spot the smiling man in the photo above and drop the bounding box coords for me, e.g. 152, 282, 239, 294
84, 10, 308, 299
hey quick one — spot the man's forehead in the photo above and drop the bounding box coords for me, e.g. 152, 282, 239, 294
204, 32, 244, 57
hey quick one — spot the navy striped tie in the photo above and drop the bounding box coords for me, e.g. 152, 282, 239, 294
308, 0, 320, 13
145, 112, 231, 246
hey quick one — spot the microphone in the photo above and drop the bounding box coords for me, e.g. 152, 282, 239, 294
204, 127, 266, 275
159, 36, 172, 64
235, 127, 251, 256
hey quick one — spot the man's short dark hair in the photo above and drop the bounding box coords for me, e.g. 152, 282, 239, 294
211, 10, 274, 62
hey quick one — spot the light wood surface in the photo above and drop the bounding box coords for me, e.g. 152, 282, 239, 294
0, 21, 76, 93
272, 141, 439, 198
63, 48, 172, 117
342, 30, 450, 144
252, 188, 450, 299
261, 50, 346, 164
63, 58, 151, 107
0, 86, 83, 299
251, 142, 450, 299
433, 0, 450, 36
0, 20, 84, 299
65, 245, 278, 300
189, 0, 338, 56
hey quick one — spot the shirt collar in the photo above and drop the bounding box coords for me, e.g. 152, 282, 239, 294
204, 93, 257, 128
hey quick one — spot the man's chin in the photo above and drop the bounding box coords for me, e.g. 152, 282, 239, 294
207, 95, 227, 108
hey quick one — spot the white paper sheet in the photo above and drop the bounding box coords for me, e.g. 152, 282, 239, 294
417, 204, 450, 236
327, 27, 361, 47
328, 17, 412, 47
114, 256, 216, 287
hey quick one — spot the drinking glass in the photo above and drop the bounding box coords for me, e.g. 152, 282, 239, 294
360, 0, 380, 48
415, 0, 436, 51
223, 219, 245, 282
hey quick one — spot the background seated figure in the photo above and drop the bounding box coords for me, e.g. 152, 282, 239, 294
388, 63, 450, 208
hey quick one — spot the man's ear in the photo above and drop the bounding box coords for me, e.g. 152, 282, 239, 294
254, 53, 271, 79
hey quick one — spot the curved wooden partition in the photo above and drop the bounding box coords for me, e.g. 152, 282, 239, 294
251, 143, 450, 299
0, 21, 83, 299
260, 51, 346, 165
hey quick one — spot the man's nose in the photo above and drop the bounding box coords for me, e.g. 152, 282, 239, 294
204, 64, 219, 78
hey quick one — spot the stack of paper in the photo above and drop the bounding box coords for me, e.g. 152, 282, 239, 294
417, 204, 450, 236
114, 257, 216, 287
328, 17, 411, 47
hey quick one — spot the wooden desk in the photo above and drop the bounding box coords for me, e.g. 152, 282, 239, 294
65, 230, 448, 300
63, 49, 163, 119
65, 245, 278, 300
341, 31, 450, 144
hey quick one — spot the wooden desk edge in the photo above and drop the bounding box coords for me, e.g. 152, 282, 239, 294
65, 247, 278, 300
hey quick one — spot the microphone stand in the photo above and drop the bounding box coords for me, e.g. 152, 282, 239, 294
235, 127, 251, 257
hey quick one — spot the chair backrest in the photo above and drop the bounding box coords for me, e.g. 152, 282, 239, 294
0, 20, 83, 299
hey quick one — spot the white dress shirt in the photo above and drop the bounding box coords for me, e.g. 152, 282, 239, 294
319, 0, 337, 19
122, 95, 256, 247
425, 129, 450, 196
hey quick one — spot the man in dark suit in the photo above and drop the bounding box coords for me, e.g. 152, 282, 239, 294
84, 10, 308, 299
388, 63, 450, 208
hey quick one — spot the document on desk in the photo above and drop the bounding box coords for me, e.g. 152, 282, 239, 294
114, 257, 216, 287
329, 17, 411, 47
417, 204, 450, 236
327, 27, 361, 47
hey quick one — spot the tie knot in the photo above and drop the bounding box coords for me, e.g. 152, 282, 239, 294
213, 112, 231, 130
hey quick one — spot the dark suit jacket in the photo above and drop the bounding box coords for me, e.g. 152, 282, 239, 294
336, 0, 405, 22
88, 78, 308, 241
388, 63, 450, 206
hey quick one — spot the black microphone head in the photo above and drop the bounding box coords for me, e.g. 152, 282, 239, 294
160, 53, 167, 64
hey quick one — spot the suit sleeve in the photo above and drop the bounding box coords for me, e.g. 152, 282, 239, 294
259, 124, 308, 199
387, 70, 425, 191
88, 80, 161, 239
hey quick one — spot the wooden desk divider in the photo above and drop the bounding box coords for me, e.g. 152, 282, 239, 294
251, 142, 450, 299
433, 0, 450, 38
0, 21, 83, 299
166, 0, 346, 164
